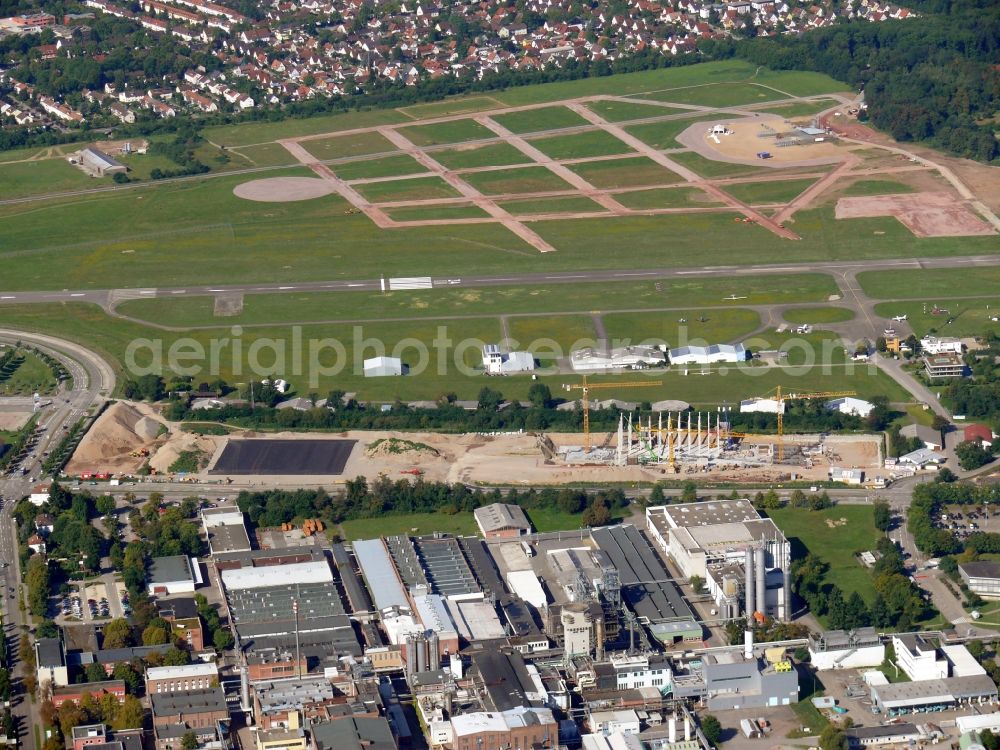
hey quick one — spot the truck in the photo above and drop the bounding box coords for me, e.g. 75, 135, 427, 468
756, 151, 772, 159
740, 718, 760, 739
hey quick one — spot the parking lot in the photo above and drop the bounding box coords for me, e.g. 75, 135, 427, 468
57, 574, 130, 623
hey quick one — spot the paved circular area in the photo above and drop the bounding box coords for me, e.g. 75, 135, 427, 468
676, 116, 846, 168
233, 176, 336, 202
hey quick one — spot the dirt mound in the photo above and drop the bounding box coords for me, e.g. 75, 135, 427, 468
66, 401, 168, 474
366, 437, 440, 459
149, 433, 220, 474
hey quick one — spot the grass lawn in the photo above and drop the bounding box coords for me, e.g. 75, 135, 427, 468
397, 118, 495, 146
840, 178, 916, 197
585, 100, 691, 122
227, 142, 299, 168
340, 512, 479, 539
116, 273, 841, 328
641, 82, 785, 107
526, 505, 626, 533
602, 308, 762, 348
354, 176, 461, 202
755, 99, 838, 118
492, 106, 588, 134
385, 204, 491, 222
567, 157, 684, 188
858, 267, 1000, 299
783, 306, 855, 324
791, 699, 830, 735
300, 131, 397, 160
0, 350, 58, 395
722, 178, 817, 205
506, 315, 597, 363
615, 186, 723, 210
768, 505, 880, 605
668, 150, 772, 178
624, 116, 709, 150
872, 299, 1000, 338
204, 108, 410, 148
335, 154, 428, 181
462, 166, 574, 195
0, 157, 102, 199
432, 143, 532, 170
397, 95, 504, 119
528, 130, 635, 160
499, 196, 607, 215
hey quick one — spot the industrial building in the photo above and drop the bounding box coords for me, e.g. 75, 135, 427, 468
482, 344, 535, 375
668, 343, 746, 366
363, 356, 403, 377
591, 525, 701, 643
646, 501, 791, 621
201, 507, 252, 555
147, 555, 202, 596
959, 561, 1000, 599
826, 396, 876, 418
570, 345, 667, 372
870, 675, 998, 714
77, 147, 127, 177
740, 397, 783, 414
671, 647, 799, 710
808, 629, 885, 671
474, 503, 532, 539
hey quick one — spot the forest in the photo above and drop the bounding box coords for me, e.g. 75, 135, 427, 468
721, 0, 1000, 161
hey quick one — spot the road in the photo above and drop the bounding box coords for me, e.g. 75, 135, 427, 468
0, 254, 997, 309
0, 332, 115, 750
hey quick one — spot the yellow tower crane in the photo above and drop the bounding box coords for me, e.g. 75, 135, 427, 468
563, 376, 662, 452
764, 385, 857, 461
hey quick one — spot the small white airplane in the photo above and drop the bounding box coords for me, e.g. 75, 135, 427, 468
891, 314, 908, 322
723, 294, 748, 301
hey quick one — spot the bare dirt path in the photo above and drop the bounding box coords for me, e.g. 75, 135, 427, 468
772, 154, 860, 224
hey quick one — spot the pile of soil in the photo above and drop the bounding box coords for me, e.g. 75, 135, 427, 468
66, 401, 168, 474
366, 437, 440, 459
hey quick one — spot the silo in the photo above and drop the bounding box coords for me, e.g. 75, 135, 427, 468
416, 635, 427, 674
755, 547, 766, 617
744, 547, 755, 618
428, 631, 441, 671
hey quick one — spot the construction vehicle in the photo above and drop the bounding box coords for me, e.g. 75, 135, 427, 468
562, 376, 661, 452
400, 468, 423, 476
129, 448, 150, 458
757, 386, 856, 461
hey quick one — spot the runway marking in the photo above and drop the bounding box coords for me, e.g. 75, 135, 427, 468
0, 296, 15, 300
69, 293, 85, 297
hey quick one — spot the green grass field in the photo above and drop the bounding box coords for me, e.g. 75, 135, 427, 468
354, 176, 461, 202
567, 157, 683, 188
498, 196, 607, 215
506, 315, 597, 360
115, 273, 840, 328
614, 186, 722, 209
640, 82, 784, 107
397, 95, 505, 119
624, 116, 709, 150
754, 99, 839, 118
340, 511, 479, 539
526, 505, 626, 532
462, 166, 574, 195
584, 100, 690, 122
492, 106, 588, 134
432, 143, 531, 170
397, 118, 495, 146
783, 306, 855, 324
528, 130, 635, 160
227, 142, 300, 168
721, 178, 817, 205
768, 505, 880, 604
602, 308, 762, 348
0, 350, 58, 395
840, 178, 917, 197
301, 131, 397, 160
0, 157, 101, 199
669, 150, 771, 178
858, 267, 1000, 299
334, 154, 427, 181
385, 204, 491, 222
872, 299, 1000, 338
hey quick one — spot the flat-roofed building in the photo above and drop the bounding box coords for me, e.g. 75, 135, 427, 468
449, 707, 557, 750
960, 561, 1000, 599
145, 662, 219, 694
571, 345, 667, 372
871, 674, 997, 713
148, 555, 202, 596
150, 687, 228, 729
808, 628, 885, 671
201, 507, 252, 554
924, 352, 966, 379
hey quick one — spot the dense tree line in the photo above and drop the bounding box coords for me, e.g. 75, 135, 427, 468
237, 480, 628, 528
907, 480, 1000, 556
945, 333, 1000, 420
712, 0, 1000, 161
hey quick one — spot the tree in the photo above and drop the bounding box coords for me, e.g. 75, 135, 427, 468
96, 496, 117, 517
689, 575, 705, 594
527, 382, 552, 409
0, 669, 10, 702
85, 662, 108, 683
581, 498, 611, 528
141, 622, 170, 646
58, 700, 86, 736
112, 663, 141, 695
476, 387, 503, 412
36, 620, 59, 639
102, 619, 133, 650
25, 554, 51, 617
819, 725, 848, 750
873, 500, 892, 532
757, 489, 781, 510
680, 481, 698, 503
212, 628, 234, 651
162, 647, 190, 666
700, 715, 722, 746
936, 467, 958, 483
956, 440, 994, 471
112, 695, 144, 730
648, 484, 665, 506
181, 732, 199, 750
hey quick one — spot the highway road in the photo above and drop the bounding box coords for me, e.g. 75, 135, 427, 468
0, 332, 115, 750
0, 254, 998, 307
